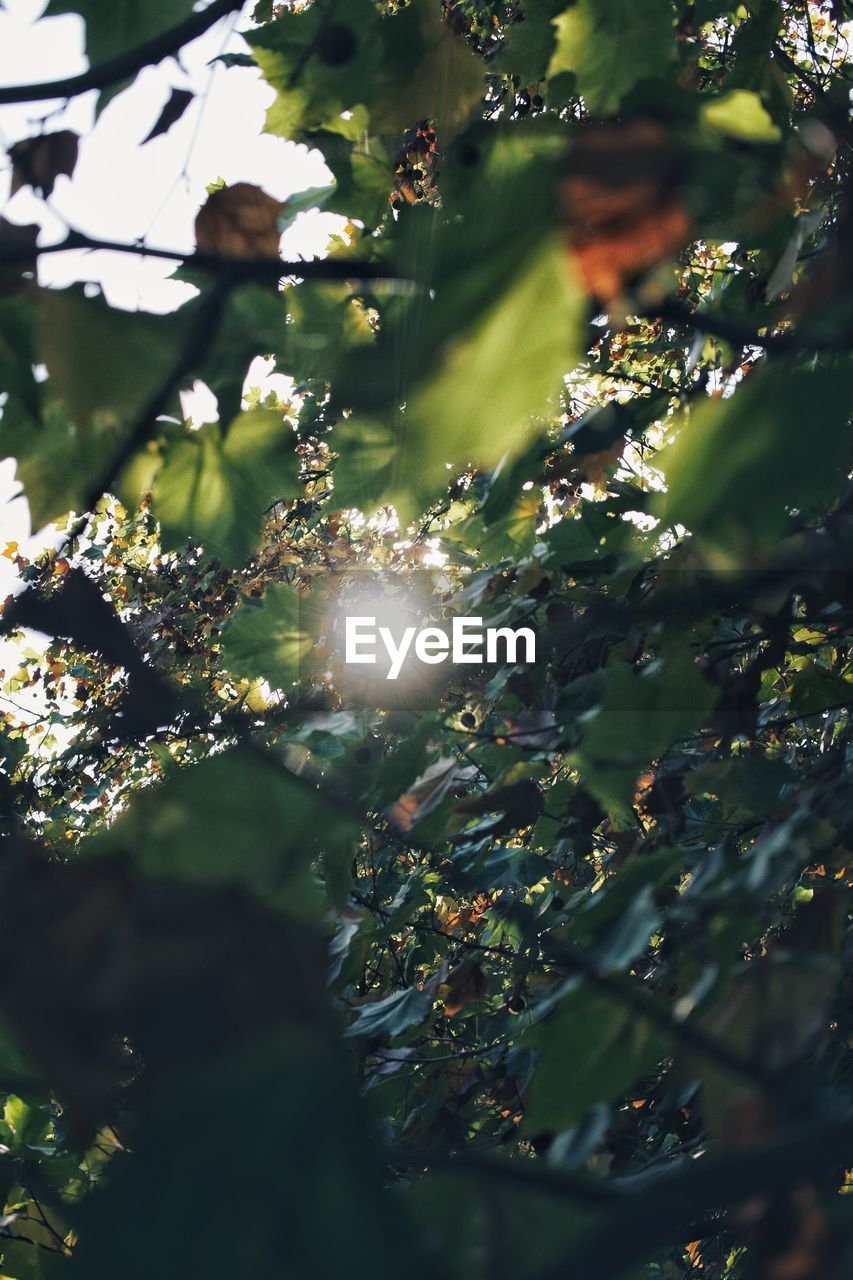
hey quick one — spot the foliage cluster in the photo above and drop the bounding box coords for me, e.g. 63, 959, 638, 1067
0, 1, 852, 1277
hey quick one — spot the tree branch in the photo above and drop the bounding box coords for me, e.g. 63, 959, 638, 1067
57, 272, 236, 553
0, 228, 399, 284
396, 1114, 853, 1280
83, 275, 233, 517
536, 1113, 853, 1279
388, 1146, 622, 1206
541, 935, 770, 1087
0, 0, 244, 106
647, 299, 853, 354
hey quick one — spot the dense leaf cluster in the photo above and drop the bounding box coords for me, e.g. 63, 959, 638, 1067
0, 1, 852, 1277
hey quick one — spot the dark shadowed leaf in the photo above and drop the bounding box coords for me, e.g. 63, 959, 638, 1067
10, 130, 78, 198
87, 745, 358, 913
142, 87, 194, 142
658, 364, 853, 557
345, 968, 445, 1039
524, 983, 668, 1133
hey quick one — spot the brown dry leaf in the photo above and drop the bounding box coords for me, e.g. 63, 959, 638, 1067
10, 130, 79, 199
503, 709, 560, 752
443, 957, 487, 1017
561, 120, 692, 302
195, 182, 283, 258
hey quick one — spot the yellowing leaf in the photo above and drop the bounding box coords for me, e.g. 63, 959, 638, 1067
701, 90, 782, 142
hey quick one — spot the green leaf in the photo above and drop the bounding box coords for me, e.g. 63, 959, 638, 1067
541, 502, 631, 570
45, 0, 193, 63
220, 582, 318, 690
0, 1237, 67, 1279
569, 848, 682, 962
7, 287, 183, 527
87, 745, 357, 915
701, 89, 782, 142
657, 364, 853, 556
694, 1, 737, 19
334, 233, 585, 521
368, 0, 485, 136
315, 129, 395, 229
344, 978, 439, 1039
576, 654, 715, 815
451, 843, 548, 892
461, 491, 541, 562
685, 755, 796, 819
138, 408, 301, 566
493, 1, 566, 80
3, 1093, 50, 1149
195, 284, 289, 423
252, 0, 483, 143
408, 235, 584, 475
0, 295, 40, 425
247, 0, 381, 140
0, 1015, 38, 1095
45, 0, 194, 109
524, 984, 668, 1133
68, 1031, 432, 1280
786, 660, 852, 718
548, 0, 676, 114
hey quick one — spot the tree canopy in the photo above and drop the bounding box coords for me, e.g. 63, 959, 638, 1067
0, 1, 852, 1277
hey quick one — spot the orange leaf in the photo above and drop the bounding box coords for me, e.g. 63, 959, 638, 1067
561, 120, 692, 303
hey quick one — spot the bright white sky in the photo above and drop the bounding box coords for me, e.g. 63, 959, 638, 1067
0, 0, 345, 592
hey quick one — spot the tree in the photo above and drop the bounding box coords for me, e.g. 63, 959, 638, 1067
0, 0, 852, 1276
